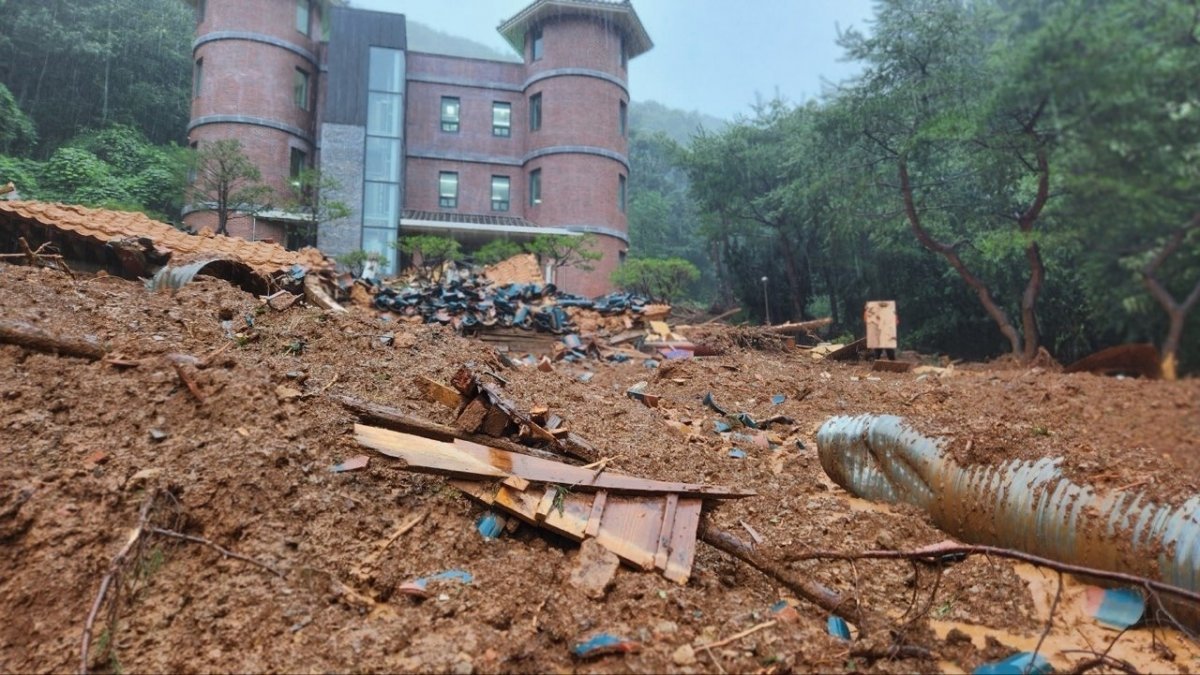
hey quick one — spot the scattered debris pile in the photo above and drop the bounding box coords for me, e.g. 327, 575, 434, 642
364, 259, 663, 337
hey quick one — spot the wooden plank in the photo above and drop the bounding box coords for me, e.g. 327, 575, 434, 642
436, 437, 752, 498
827, 338, 866, 361
355, 425, 509, 479
535, 485, 557, 521
502, 475, 530, 491
584, 490, 608, 537
541, 490, 591, 539
449, 479, 696, 580
871, 359, 913, 373
594, 497, 664, 571
654, 493, 679, 571
415, 375, 463, 410
664, 498, 703, 584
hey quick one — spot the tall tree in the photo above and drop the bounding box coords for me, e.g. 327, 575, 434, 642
189, 140, 272, 236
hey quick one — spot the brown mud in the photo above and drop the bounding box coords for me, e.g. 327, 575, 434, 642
1, 263, 1197, 673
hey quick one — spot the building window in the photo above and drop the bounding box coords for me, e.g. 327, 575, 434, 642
531, 25, 543, 61
529, 93, 542, 132
439, 172, 458, 208
493, 102, 511, 137
296, 0, 310, 36
619, 34, 628, 69
441, 97, 460, 133
529, 169, 542, 206
619, 249, 627, 265
289, 148, 307, 180
294, 69, 310, 110
619, 174, 626, 212
619, 100, 627, 137
196, 0, 206, 23
491, 176, 511, 212
193, 59, 203, 98
369, 47, 404, 93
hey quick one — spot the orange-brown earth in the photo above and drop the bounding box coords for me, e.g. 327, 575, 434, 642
1, 262, 1197, 673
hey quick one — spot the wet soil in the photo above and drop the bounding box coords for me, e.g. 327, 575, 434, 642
1, 263, 1197, 673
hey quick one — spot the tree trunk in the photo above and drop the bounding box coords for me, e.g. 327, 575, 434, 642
1020, 240, 1045, 362
776, 230, 806, 320
898, 159, 1022, 356
1142, 214, 1200, 381
1017, 144, 1051, 363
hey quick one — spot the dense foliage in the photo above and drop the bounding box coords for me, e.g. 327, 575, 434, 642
675, 0, 1200, 374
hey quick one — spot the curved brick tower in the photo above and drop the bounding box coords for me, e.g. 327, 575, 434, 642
499, 0, 652, 295
185, 0, 322, 242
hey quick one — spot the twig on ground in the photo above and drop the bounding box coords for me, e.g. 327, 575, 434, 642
702, 644, 726, 674
695, 620, 777, 651
80, 492, 157, 675
1061, 651, 1139, 674
1029, 570, 1063, 670
147, 527, 283, 577
785, 544, 1200, 606
699, 519, 869, 634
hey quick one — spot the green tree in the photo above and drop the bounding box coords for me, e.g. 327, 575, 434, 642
611, 257, 700, 303
525, 233, 602, 274
473, 239, 523, 265
0, 83, 36, 154
279, 167, 351, 250
0, 0, 193, 152
188, 139, 272, 236
397, 235, 462, 276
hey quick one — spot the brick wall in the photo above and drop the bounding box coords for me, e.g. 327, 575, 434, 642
186, 0, 320, 233
405, 157, 525, 216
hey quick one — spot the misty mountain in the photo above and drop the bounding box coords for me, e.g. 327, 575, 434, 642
627, 100, 727, 146
405, 21, 521, 62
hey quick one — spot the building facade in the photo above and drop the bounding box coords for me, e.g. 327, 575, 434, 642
185, 0, 651, 296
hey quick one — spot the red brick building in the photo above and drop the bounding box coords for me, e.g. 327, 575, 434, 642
185, 0, 651, 296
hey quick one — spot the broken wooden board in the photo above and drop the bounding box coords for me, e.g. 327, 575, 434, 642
415, 375, 463, 410
449, 479, 701, 584
356, 424, 754, 498
871, 359, 913, 373
827, 338, 866, 361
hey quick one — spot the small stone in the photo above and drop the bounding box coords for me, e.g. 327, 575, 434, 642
451, 656, 473, 675
275, 385, 303, 401
672, 644, 697, 666
285, 370, 306, 381
655, 620, 678, 636
149, 428, 168, 442
568, 539, 619, 599
875, 532, 895, 550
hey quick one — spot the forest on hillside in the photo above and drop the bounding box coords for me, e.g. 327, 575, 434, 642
0, 0, 1197, 372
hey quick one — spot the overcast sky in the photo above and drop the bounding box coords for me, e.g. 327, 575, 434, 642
351, 0, 877, 120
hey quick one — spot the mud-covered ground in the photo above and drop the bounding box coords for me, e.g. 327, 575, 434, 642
1, 263, 1197, 673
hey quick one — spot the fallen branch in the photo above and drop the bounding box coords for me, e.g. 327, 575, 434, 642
763, 317, 832, 335
698, 518, 870, 634
695, 620, 777, 651
785, 543, 1200, 607
147, 527, 283, 577
332, 394, 581, 464
80, 492, 157, 674
1, 319, 106, 361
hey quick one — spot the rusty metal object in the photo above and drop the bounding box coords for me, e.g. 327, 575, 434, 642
146, 257, 270, 296
1064, 343, 1162, 379
817, 414, 1200, 630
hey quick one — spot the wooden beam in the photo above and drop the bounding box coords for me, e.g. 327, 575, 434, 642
357, 427, 753, 498
332, 394, 573, 464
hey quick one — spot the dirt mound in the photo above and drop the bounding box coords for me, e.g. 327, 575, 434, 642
1, 262, 1197, 673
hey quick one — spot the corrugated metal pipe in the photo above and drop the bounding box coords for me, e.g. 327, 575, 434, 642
817, 414, 1200, 632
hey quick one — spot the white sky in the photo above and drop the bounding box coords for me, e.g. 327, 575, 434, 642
350, 0, 876, 120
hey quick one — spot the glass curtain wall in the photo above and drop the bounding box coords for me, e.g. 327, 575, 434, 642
363, 47, 404, 272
